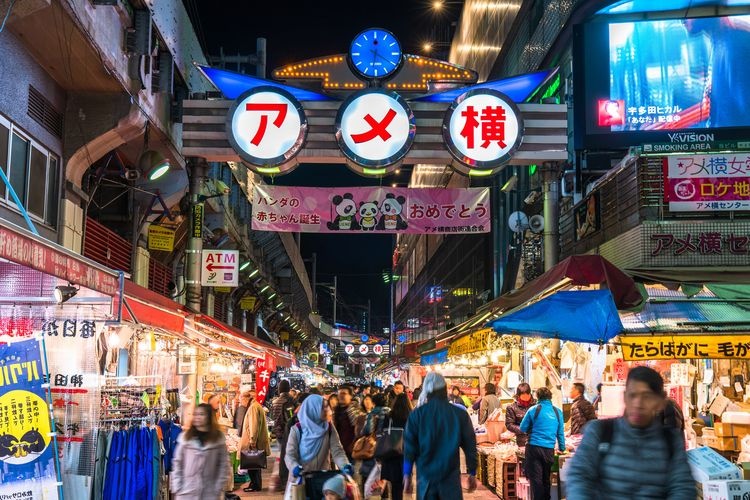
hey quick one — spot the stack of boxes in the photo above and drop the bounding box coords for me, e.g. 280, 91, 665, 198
703, 421, 750, 452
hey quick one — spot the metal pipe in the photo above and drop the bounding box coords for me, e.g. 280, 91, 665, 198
185, 158, 206, 312
542, 162, 561, 271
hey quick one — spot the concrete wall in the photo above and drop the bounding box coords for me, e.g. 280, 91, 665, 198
0, 29, 65, 242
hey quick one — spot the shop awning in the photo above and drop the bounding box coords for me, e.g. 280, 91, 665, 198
488, 290, 624, 344
484, 256, 640, 344
194, 315, 295, 367
123, 280, 187, 332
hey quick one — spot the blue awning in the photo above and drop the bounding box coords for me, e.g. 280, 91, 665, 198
487, 290, 624, 344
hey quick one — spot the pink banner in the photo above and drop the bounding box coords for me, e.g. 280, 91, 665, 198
251, 186, 490, 234
663, 155, 750, 212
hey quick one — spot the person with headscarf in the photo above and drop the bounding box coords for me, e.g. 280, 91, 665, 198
403, 373, 477, 499
285, 395, 353, 500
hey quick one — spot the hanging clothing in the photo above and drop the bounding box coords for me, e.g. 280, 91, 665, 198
99, 426, 163, 500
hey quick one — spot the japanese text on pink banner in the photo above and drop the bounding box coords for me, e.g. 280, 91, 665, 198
251, 186, 491, 234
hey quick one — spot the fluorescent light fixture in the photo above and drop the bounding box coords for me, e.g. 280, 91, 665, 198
275, 301, 284, 309
268, 293, 277, 300
240, 261, 251, 271
260, 285, 270, 293
248, 269, 259, 278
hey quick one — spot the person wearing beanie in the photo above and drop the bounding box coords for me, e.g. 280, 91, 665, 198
403, 372, 477, 499
322, 474, 346, 500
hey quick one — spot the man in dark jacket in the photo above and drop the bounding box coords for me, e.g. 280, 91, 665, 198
505, 383, 534, 446
403, 372, 477, 499
270, 380, 295, 484
566, 366, 694, 500
334, 385, 361, 459
569, 383, 596, 435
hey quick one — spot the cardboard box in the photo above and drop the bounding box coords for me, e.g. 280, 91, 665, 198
733, 424, 750, 437
688, 447, 742, 483
702, 480, 750, 500
741, 462, 750, 480
714, 423, 734, 437
703, 436, 738, 451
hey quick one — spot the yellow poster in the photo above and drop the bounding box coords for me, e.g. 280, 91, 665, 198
147, 225, 175, 252
240, 296, 257, 310
448, 328, 491, 357
621, 335, 750, 361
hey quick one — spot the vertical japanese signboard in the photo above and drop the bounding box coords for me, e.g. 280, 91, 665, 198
255, 353, 276, 405
251, 185, 490, 234
443, 89, 524, 176
0, 338, 59, 500
663, 154, 750, 212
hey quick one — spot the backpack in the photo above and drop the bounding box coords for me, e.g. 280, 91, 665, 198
596, 418, 674, 469
527, 403, 562, 435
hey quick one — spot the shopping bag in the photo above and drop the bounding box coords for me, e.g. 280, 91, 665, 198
375, 420, 404, 460
364, 462, 384, 497
352, 433, 377, 460
284, 479, 306, 500
345, 474, 364, 500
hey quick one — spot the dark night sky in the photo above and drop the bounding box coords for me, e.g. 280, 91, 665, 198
188, 1, 463, 332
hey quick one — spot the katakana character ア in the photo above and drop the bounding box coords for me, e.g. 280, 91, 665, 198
42, 319, 59, 337
674, 234, 697, 255
350, 109, 397, 144
244, 103, 288, 146
70, 375, 83, 388
650, 233, 675, 256
410, 204, 425, 219
62, 319, 76, 338
698, 232, 722, 255
79, 320, 96, 339
54, 374, 68, 387
734, 181, 750, 197
726, 234, 749, 254
474, 203, 487, 218
425, 205, 440, 219
718, 342, 735, 357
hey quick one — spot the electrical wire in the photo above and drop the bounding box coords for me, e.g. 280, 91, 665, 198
0, 0, 15, 34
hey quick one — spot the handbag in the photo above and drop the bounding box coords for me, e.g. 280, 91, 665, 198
352, 433, 377, 460
240, 448, 267, 469
375, 419, 404, 460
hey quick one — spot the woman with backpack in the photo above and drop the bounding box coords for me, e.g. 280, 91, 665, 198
285, 394, 354, 500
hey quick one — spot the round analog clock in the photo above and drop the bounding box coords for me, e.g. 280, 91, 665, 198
349, 28, 402, 80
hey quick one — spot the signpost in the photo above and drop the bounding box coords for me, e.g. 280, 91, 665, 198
201, 250, 239, 287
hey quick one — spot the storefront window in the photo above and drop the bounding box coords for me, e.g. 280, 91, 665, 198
0, 121, 8, 198
28, 145, 46, 218
9, 132, 29, 205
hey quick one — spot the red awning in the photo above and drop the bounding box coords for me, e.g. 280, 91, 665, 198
195, 315, 295, 368
487, 255, 643, 313
123, 280, 187, 332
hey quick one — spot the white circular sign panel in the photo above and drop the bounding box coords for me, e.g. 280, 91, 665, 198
335, 89, 416, 174
443, 89, 524, 175
358, 344, 370, 355
227, 86, 307, 172
373, 344, 384, 355
344, 344, 355, 355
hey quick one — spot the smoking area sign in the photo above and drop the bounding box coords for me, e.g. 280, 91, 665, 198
201, 250, 239, 287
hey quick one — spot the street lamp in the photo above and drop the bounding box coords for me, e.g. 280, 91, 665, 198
431, 0, 462, 11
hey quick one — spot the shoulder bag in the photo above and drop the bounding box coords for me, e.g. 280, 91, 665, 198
374, 418, 404, 460
352, 432, 377, 460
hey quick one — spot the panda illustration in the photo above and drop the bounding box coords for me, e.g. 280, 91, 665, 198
358, 201, 379, 231
327, 193, 360, 230
376, 193, 408, 230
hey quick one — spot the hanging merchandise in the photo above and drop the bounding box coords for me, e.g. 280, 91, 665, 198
0, 336, 61, 499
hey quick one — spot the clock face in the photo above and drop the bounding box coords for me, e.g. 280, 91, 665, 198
349, 28, 402, 79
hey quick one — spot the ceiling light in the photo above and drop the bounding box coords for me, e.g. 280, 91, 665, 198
275, 302, 284, 309
240, 261, 252, 271
268, 293, 277, 300
138, 150, 171, 181
54, 285, 78, 304
248, 269, 259, 278
260, 285, 270, 293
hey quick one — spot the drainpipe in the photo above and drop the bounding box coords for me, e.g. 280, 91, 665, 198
186, 158, 207, 312
541, 161, 562, 271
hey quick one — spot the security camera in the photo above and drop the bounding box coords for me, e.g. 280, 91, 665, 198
524, 191, 541, 205
124, 169, 140, 181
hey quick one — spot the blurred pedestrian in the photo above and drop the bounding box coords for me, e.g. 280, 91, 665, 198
449, 385, 466, 407
240, 390, 271, 492
233, 391, 252, 437
479, 383, 501, 425
520, 387, 565, 500
170, 403, 229, 500
285, 395, 353, 500
380, 393, 410, 500
403, 373, 477, 499
566, 366, 694, 499
333, 386, 361, 460
271, 380, 295, 484
506, 383, 534, 446
569, 383, 596, 435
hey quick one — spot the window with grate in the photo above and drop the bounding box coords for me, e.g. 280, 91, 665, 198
27, 86, 63, 139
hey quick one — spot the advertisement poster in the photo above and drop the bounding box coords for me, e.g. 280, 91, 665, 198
445, 376, 481, 397
663, 154, 750, 212
0, 338, 60, 499
252, 185, 490, 234
255, 353, 276, 405
622, 335, 750, 361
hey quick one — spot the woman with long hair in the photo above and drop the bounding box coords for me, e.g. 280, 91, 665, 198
380, 392, 411, 500
170, 403, 229, 500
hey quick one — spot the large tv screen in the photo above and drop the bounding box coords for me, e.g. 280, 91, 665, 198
574, 14, 750, 150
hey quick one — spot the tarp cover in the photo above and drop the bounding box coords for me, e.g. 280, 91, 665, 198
487, 290, 624, 344
486, 255, 643, 312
